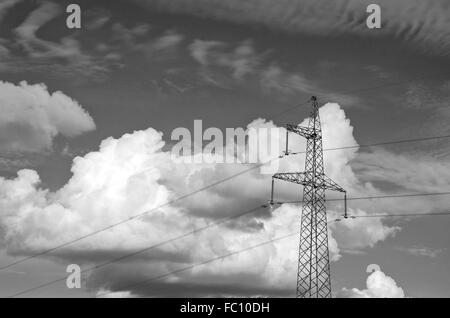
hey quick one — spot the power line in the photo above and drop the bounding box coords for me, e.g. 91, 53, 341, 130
341, 211, 450, 220
0, 164, 266, 272
9, 215, 294, 298
10, 208, 450, 298
275, 191, 450, 205
3, 132, 450, 274
95, 230, 304, 298
318, 71, 450, 102
269, 100, 311, 120
272, 71, 450, 121
2, 72, 449, 273
7, 190, 450, 297
2, 133, 450, 273
98, 211, 450, 298
289, 134, 450, 155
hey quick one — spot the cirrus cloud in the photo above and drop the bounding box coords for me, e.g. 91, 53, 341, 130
132, 0, 450, 56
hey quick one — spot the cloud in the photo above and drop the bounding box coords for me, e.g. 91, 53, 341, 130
96, 289, 136, 298
0, 157, 34, 172
188, 39, 361, 106
189, 39, 260, 79
84, 8, 112, 30
0, 103, 400, 296
152, 30, 184, 51
338, 269, 405, 298
108, 23, 183, 62
330, 209, 400, 252
354, 149, 450, 194
13, 2, 62, 56
111, 23, 151, 47
189, 40, 223, 66
139, 30, 185, 60
0, 81, 95, 152
132, 0, 450, 56
0, 0, 19, 22
0, 2, 112, 81
259, 64, 360, 106
395, 245, 443, 258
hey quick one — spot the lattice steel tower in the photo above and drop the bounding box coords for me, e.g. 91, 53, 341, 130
271, 96, 346, 298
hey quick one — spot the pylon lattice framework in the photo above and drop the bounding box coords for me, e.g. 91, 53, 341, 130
271, 96, 346, 298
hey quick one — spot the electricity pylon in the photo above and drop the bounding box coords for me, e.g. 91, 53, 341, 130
270, 96, 346, 298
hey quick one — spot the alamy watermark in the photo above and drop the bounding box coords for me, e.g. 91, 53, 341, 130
66, 4, 81, 29
66, 264, 81, 289
366, 4, 381, 29
171, 120, 283, 174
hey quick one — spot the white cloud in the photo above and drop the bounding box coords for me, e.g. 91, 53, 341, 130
0, 81, 95, 152
330, 209, 400, 251
338, 269, 405, 298
96, 289, 135, 298
0, 103, 399, 296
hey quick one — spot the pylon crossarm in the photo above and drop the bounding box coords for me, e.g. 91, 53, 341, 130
322, 175, 346, 193
273, 172, 308, 186
286, 124, 319, 140
273, 172, 345, 193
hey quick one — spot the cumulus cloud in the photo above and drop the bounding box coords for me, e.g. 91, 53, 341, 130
0, 81, 95, 152
330, 209, 400, 254
338, 269, 405, 298
0, 103, 399, 296
133, 0, 450, 56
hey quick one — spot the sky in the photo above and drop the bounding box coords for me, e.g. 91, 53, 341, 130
0, 0, 449, 298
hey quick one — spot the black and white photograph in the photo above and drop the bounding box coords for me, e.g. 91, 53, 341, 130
0, 0, 449, 302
